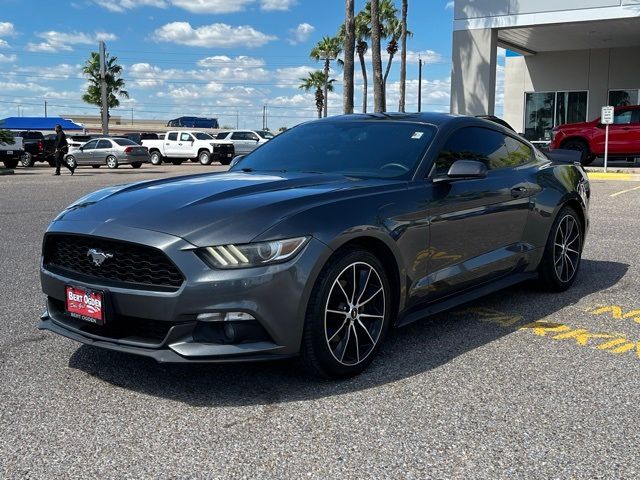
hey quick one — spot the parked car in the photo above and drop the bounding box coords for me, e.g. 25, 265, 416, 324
166, 117, 219, 129
39, 113, 590, 378
15, 131, 56, 167
124, 132, 161, 145
142, 130, 234, 166
215, 130, 274, 156
65, 137, 150, 169
0, 135, 24, 169
67, 134, 102, 154
550, 105, 640, 165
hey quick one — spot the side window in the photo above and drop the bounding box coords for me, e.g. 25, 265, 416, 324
83, 140, 99, 150
614, 110, 633, 125
632, 110, 640, 124
247, 132, 259, 141
96, 140, 112, 149
216, 132, 229, 139
167, 132, 178, 141
231, 132, 246, 140
503, 136, 534, 167
435, 127, 510, 175
180, 133, 192, 142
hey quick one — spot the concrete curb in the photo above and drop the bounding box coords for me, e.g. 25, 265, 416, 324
587, 172, 640, 181
0, 168, 14, 175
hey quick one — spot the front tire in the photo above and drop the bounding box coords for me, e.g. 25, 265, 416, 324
562, 139, 595, 165
537, 206, 583, 292
3, 159, 18, 169
198, 150, 212, 165
21, 152, 34, 167
66, 156, 77, 169
301, 249, 392, 378
131, 162, 142, 169
106, 156, 119, 169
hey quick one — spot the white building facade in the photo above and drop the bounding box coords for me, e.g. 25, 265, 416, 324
451, 1, 640, 141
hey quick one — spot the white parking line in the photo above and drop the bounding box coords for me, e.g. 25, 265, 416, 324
611, 184, 640, 197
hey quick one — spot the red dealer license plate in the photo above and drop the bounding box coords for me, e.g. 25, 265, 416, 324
65, 286, 105, 325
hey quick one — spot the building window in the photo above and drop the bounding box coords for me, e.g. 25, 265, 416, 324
609, 90, 639, 107
524, 91, 588, 142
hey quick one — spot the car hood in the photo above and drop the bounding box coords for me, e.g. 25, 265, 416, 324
53, 171, 405, 246
555, 120, 596, 130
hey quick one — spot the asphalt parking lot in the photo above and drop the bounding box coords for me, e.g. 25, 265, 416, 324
2, 164, 640, 478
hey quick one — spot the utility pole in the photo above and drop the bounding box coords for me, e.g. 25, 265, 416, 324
131, 107, 134, 125
99, 41, 109, 135
262, 105, 266, 130
44, 100, 47, 118
265, 104, 268, 130
417, 58, 423, 113
236, 111, 239, 129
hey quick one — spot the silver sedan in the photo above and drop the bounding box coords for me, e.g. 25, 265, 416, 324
65, 137, 150, 169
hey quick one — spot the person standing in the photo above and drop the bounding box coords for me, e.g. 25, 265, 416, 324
53, 124, 74, 176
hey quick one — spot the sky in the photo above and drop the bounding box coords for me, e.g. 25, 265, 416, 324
0, 0, 504, 129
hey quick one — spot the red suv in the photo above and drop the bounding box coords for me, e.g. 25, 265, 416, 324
550, 105, 640, 165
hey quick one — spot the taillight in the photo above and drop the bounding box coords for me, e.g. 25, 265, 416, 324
124, 147, 133, 153
38, 140, 43, 151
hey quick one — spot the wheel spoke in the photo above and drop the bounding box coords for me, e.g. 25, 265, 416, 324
351, 265, 357, 303
355, 268, 372, 305
338, 324, 351, 362
351, 324, 360, 363
566, 247, 580, 255
359, 313, 384, 319
567, 233, 580, 247
358, 287, 382, 307
336, 280, 350, 304
356, 319, 376, 344
328, 318, 348, 343
326, 309, 348, 316
565, 253, 576, 276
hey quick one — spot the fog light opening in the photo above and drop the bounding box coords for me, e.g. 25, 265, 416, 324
196, 311, 256, 323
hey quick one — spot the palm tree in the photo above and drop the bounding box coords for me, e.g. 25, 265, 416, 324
310, 36, 342, 118
370, 0, 385, 112
343, 0, 355, 115
299, 71, 335, 119
82, 51, 129, 120
398, 0, 408, 112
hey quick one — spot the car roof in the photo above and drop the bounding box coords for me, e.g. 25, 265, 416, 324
323, 112, 467, 127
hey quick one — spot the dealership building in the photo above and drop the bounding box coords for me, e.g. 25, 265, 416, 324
451, 1, 640, 141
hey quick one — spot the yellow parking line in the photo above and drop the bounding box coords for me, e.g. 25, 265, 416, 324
611, 185, 640, 198
588, 172, 636, 181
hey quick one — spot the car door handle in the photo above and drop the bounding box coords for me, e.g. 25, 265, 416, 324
511, 187, 528, 198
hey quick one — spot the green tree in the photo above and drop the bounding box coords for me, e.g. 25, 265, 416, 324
383, 16, 412, 99
0, 129, 14, 145
82, 51, 129, 119
299, 70, 336, 119
310, 36, 342, 118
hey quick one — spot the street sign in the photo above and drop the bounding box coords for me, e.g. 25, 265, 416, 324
602, 106, 615, 125
601, 106, 614, 172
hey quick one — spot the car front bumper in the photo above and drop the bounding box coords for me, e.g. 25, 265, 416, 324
39, 220, 332, 362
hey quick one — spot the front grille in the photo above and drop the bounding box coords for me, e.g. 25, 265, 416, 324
43, 234, 184, 291
214, 143, 234, 155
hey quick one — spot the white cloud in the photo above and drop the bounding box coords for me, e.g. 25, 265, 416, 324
445, 1, 454, 9
154, 22, 276, 48
17, 64, 81, 80
0, 81, 49, 92
197, 55, 265, 68
171, 0, 254, 13
27, 30, 118, 52
261, 0, 296, 11
91, 0, 168, 12
274, 66, 318, 87
288, 23, 314, 45
0, 39, 10, 49
0, 22, 15, 37
0, 53, 16, 63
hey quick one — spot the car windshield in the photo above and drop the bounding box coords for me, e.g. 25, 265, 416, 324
256, 130, 274, 139
232, 121, 436, 179
194, 132, 213, 140
113, 138, 137, 146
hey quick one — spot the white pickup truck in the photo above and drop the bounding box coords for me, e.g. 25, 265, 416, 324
142, 130, 235, 166
0, 135, 24, 169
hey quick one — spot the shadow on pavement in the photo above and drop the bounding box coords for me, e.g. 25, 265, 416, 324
68, 259, 628, 407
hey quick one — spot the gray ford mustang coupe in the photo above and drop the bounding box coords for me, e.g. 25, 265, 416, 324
39, 113, 590, 378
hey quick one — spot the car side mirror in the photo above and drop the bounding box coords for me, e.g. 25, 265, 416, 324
79, 147, 84, 151
433, 160, 487, 183
230, 155, 245, 167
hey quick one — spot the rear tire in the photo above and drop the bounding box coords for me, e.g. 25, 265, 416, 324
106, 156, 119, 169
3, 159, 18, 169
149, 151, 163, 165
301, 249, 392, 378
66, 156, 77, 169
562, 139, 594, 165
131, 162, 142, 169
92, 165, 101, 169
21, 152, 34, 167
537, 206, 583, 292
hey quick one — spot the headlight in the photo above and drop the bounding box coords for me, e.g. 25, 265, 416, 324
199, 237, 309, 269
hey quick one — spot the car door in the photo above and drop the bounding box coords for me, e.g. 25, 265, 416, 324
424, 126, 532, 300
93, 139, 113, 165
164, 132, 179, 157
231, 132, 251, 154
179, 132, 196, 157
75, 139, 98, 164
245, 131, 261, 153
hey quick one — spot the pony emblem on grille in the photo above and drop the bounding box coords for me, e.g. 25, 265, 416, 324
87, 248, 114, 267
